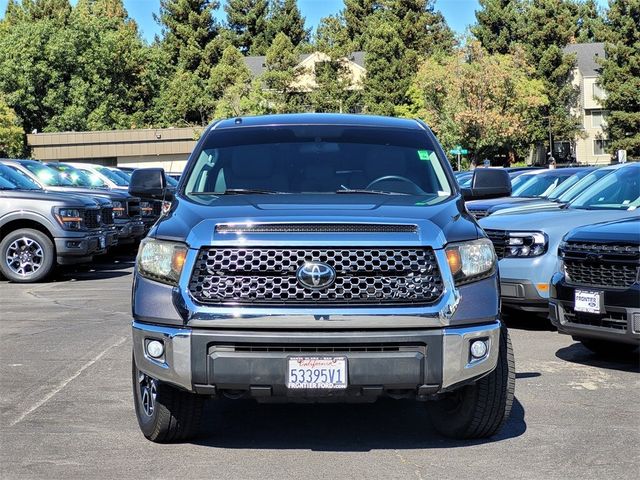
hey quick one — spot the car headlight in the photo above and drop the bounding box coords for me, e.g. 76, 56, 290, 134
445, 238, 496, 285
504, 232, 547, 257
137, 238, 188, 286
54, 207, 85, 230
140, 201, 154, 217
112, 200, 126, 218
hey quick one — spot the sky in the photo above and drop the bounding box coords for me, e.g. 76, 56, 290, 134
0, 0, 608, 43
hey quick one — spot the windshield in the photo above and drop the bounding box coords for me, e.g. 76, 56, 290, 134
512, 172, 572, 197
546, 171, 590, 199
109, 168, 132, 182
21, 162, 74, 187
94, 166, 129, 186
165, 174, 179, 187
0, 165, 41, 190
555, 168, 613, 203
50, 164, 108, 188
184, 126, 453, 198
570, 165, 640, 210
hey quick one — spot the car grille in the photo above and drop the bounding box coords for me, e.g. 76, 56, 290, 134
189, 248, 444, 305
215, 223, 418, 234
561, 241, 639, 289
470, 210, 489, 220
84, 209, 100, 229
127, 199, 141, 218
484, 229, 507, 259
101, 207, 114, 226
211, 343, 425, 353
563, 308, 627, 331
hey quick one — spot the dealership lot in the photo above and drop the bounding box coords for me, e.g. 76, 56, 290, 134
1, 254, 638, 480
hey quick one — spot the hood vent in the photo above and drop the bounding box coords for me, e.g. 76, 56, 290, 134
215, 223, 418, 234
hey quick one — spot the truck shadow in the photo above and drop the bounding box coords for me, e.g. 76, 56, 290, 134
194, 396, 526, 451
54, 253, 135, 281
556, 343, 640, 373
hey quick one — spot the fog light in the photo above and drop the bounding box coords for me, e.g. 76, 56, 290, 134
470, 340, 488, 359
146, 340, 164, 359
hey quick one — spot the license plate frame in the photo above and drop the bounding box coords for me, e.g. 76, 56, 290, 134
574, 289, 604, 314
99, 235, 106, 249
286, 356, 348, 389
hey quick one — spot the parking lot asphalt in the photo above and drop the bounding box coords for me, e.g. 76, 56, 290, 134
1, 253, 639, 480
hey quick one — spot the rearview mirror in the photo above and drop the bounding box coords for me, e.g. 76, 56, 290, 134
128, 168, 170, 200
461, 169, 511, 201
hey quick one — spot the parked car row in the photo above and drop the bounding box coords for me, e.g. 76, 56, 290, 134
0, 159, 170, 283
464, 162, 639, 355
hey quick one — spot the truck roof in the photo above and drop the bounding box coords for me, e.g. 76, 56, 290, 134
211, 113, 424, 130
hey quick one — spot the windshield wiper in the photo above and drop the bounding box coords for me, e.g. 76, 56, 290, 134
335, 188, 408, 196
189, 188, 282, 195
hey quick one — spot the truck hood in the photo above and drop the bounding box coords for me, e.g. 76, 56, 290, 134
479, 207, 639, 236
0, 189, 99, 207
45, 186, 132, 200
153, 194, 481, 249
565, 217, 640, 244
466, 196, 535, 211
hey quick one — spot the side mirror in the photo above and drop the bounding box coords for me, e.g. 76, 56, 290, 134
128, 168, 170, 200
461, 169, 511, 201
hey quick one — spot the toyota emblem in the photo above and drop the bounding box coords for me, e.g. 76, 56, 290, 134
296, 262, 336, 290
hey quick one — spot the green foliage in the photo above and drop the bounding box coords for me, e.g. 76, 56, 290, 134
400, 43, 548, 161
598, 0, 640, 156
261, 32, 304, 113
225, 0, 270, 55
268, 0, 309, 48
208, 45, 253, 118
0, 95, 25, 157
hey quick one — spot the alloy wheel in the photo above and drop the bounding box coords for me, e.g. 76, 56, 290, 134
5, 237, 44, 277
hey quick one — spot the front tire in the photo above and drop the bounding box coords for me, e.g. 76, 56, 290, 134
132, 355, 204, 443
0, 228, 55, 283
428, 326, 515, 439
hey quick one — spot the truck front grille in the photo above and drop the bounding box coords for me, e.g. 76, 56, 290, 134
215, 223, 418, 234
484, 229, 507, 259
84, 209, 100, 229
127, 199, 141, 218
561, 242, 639, 289
563, 309, 627, 331
189, 248, 444, 305
101, 207, 114, 226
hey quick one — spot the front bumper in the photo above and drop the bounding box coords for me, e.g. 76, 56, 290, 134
132, 320, 501, 397
115, 219, 145, 242
549, 273, 640, 346
500, 278, 548, 312
55, 231, 105, 263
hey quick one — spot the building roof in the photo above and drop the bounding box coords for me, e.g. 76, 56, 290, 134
244, 51, 365, 76
563, 42, 605, 77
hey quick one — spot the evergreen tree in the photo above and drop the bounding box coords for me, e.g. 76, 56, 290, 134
225, 0, 270, 55
261, 32, 304, 113
576, 0, 608, 43
598, 0, 640, 156
472, 0, 524, 54
0, 95, 24, 157
208, 45, 253, 117
342, 0, 374, 50
267, 0, 309, 48
362, 11, 415, 116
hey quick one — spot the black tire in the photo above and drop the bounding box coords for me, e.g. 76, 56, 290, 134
428, 326, 515, 439
132, 355, 204, 443
0, 228, 55, 283
578, 338, 638, 357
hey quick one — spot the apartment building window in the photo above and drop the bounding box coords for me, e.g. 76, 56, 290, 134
592, 83, 606, 100
594, 139, 609, 155
591, 110, 608, 128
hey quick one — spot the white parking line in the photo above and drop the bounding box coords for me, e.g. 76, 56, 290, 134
8, 336, 127, 427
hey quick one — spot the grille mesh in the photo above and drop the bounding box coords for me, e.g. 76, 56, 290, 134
564, 309, 627, 331
216, 223, 418, 234
485, 229, 507, 259
189, 248, 443, 305
561, 241, 639, 289
84, 209, 100, 229
101, 207, 114, 226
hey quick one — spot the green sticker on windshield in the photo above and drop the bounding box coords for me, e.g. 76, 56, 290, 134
417, 150, 429, 160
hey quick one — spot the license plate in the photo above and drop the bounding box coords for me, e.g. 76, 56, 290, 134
574, 289, 603, 314
287, 357, 347, 389
99, 236, 106, 249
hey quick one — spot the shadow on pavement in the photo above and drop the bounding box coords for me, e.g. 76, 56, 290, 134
503, 311, 556, 332
556, 343, 640, 373
194, 396, 526, 451
54, 253, 136, 281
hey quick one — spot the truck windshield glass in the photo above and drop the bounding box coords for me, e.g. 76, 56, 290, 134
570, 165, 640, 210
51, 164, 108, 188
22, 162, 74, 187
511, 172, 571, 197
185, 126, 452, 197
554, 168, 612, 203
95, 166, 129, 186
0, 165, 41, 190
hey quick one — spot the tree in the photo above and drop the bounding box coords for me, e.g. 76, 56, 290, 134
400, 43, 548, 162
362, 11, 415, 116
0, 95, 24, 157
598, 0, 640, 156
261, 32, 304, 113
225, 0, 270, 55
576, 0, 608, 43
208, 45, 253, 117
472, 0, 524, 54
268, 0, 309, 48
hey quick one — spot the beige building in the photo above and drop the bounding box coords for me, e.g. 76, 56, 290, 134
564, 42, 610, 165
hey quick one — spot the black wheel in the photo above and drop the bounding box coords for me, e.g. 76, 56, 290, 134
578, 338, 638, 357
132, 354, 204, 443
428, 326, 515, 439
0, 228, 55, 283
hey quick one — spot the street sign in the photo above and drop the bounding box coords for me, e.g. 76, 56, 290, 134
449, 147, 468, 155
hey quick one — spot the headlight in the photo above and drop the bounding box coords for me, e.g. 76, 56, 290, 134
54, 207, 85, 230
137, 238, 188, 286
445, 238, 496, 285
504, 232, 547, 257
112, 200, 126, 218
140, 201, 154, 216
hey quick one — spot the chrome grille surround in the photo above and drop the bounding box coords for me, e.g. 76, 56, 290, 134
189, 247, 444, 305
215, 223, 418, 234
